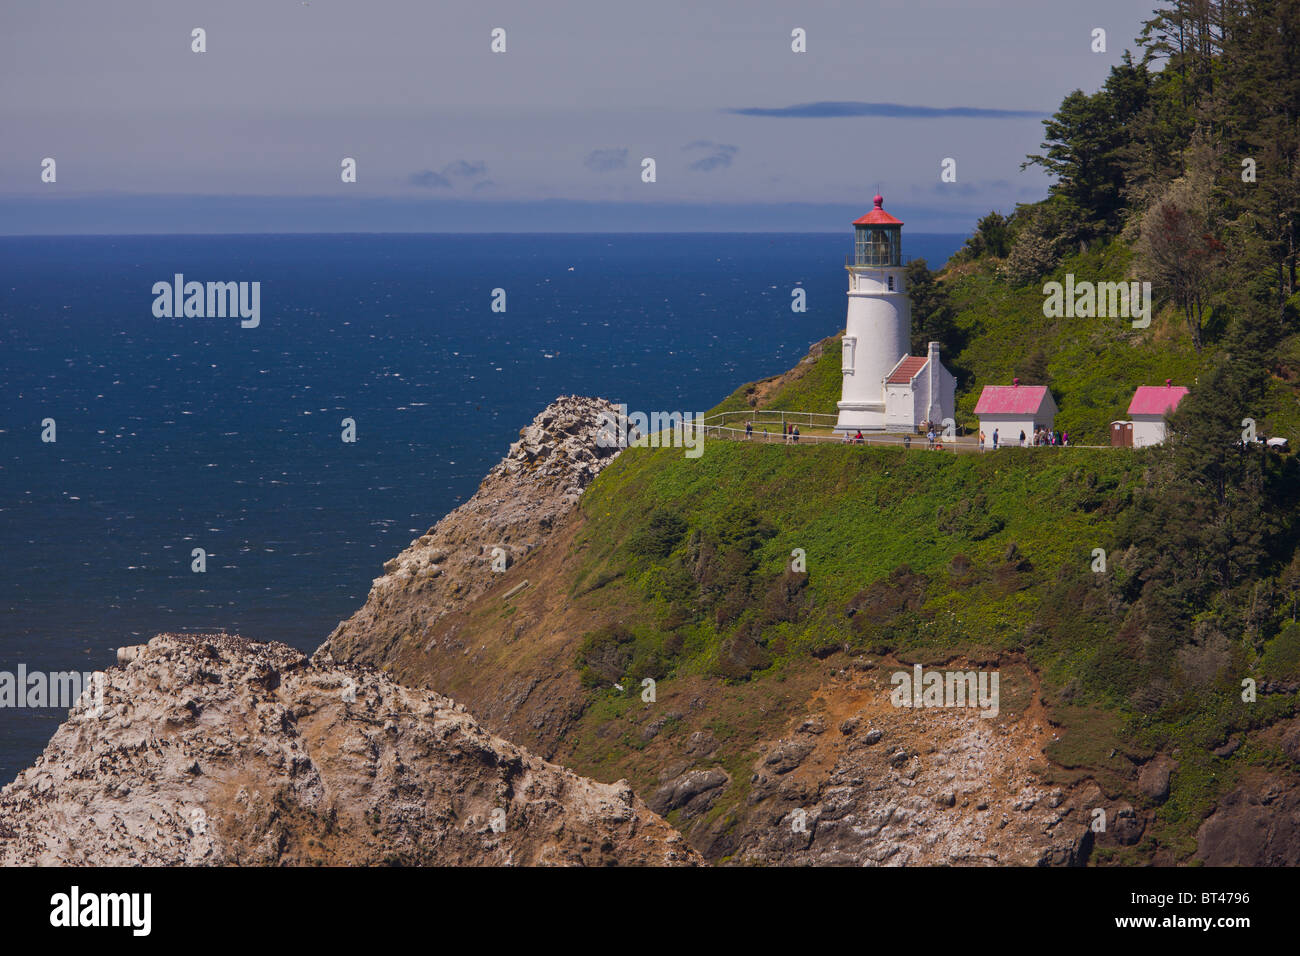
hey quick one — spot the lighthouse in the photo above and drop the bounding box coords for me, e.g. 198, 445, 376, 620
834, 195, 955, 433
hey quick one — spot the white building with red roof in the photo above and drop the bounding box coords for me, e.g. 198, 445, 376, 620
974, 381, 1058, 447
834, 195, 956, 433
1127, 380, 1189, 448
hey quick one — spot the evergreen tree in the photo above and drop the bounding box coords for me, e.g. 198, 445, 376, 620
1016, 348, 1050, 386
1023, 54, 1154, 240
906, 259, 964, 371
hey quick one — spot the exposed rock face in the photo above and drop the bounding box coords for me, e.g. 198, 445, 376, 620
1281, 720, 1300, 763
649, 768, 730, 817
685, 669, 1091, 867
1138, 756, 1175, 803
0, 633, 699, 867
320, 395, 621, 667
1194, 777, 1300, 866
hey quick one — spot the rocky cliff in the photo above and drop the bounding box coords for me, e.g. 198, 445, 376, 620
0, 632, 699, 866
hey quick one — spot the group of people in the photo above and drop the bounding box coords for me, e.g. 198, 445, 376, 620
742, 421, 802, 442
1031, 426, 1069, 447
976, 426, 1070, 451
841, 429, 867, 444
879, 429, 945, 450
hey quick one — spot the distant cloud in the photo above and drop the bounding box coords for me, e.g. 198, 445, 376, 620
727, 101, 1047, 119
443, 159, 487, 179
409, 169, 452, 189
409, 160, 488, 189
684, 140, 738, 172
584, 148, 629, 172
471, 179, 497, 192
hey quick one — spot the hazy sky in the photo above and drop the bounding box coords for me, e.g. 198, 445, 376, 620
0, 0, 1155, 233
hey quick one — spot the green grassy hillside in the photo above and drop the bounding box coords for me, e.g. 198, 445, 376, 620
560, 435, 1297, 860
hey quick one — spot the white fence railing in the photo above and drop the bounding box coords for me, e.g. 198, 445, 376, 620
698, 409, 841, 429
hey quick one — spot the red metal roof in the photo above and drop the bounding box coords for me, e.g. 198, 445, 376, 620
853, 194, 903, 227
1128, 384, 1189, 416
886, 356, 928, 384
974, 384, 1053, 416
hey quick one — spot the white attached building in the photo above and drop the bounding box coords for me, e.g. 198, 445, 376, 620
1128, 382, 1188, 448
835, 195, 956, 433
974, 382, 1057, 447
883, 343, 959, 431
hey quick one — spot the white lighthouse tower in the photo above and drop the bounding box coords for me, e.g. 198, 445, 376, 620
834, 195, 955, 433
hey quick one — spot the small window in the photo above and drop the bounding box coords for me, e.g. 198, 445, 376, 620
888, 275, 894, 291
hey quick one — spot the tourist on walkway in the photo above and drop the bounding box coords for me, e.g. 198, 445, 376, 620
979, 430, 986, 452
745, 421, 752, 440
992, 428, 999, 450
1019, 429, 1027, 447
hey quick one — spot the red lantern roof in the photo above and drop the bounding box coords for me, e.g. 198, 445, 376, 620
853, 194, 903, 226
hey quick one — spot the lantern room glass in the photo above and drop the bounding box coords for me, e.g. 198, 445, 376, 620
854, 226, 900, 267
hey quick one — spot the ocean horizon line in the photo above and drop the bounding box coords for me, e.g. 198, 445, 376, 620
0, 195, 999, 237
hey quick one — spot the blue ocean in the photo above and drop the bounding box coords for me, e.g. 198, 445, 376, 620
0, 231, 963, 782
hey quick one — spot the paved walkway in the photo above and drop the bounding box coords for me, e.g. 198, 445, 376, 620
698, 423, 1105, 453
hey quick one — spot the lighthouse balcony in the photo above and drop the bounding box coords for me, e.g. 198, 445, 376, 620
845, 255, 916, 269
